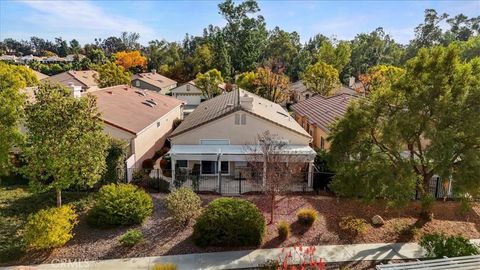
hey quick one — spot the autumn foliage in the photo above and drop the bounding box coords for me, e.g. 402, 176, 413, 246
114, 51, 147, 71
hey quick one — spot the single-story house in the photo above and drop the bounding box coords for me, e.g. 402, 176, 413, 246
88, 85, 184, 171
131, 70, 177, 95
169, 88, 316, 192
291, 93, 358, 150
43, 70, 99, 93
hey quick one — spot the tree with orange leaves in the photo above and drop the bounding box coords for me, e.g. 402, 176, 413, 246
114, 51, 147, 72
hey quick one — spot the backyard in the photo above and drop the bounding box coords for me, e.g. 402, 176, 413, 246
1, 185, 480, 267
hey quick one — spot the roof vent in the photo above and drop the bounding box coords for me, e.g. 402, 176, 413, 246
107, 90, 113, 94
226, 103, 234, 108
135, 90, 146, 96
142, 101, 154, 108
146, 99, 157, 106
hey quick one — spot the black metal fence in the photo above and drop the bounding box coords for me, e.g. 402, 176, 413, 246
127, 168, 311, 195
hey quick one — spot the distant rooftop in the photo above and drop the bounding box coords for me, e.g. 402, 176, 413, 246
88, 85, 184, 134
291, 93, 358, 132
132, 71, 177, 90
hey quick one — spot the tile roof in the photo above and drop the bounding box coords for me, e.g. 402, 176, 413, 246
291, 93, 358, 132
44, 70, 98, 88
289, 80, 358, 96
88, 85, 184, 134
132, 72, 177, 90
170, 88, 310, 138
33, 70, 49, 80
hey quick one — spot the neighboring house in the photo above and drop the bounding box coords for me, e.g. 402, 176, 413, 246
0, 55, 19, 63
288, 79, 360, 104
64, 54, 86, 62
43, 70, 99, 93
32, 70, 49, 80
291, 93, 358, 150
169, 88, 316, 190
131, 70, 177, 95
170, 80, 205, 115
89, 85, 184, 171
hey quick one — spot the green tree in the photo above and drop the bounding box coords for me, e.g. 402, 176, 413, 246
358, 65, 405, 94
0, 63, 37, 178
95, 61, 131, 88
302, 61, 340, 96
23, 83, 109, 207
329, 46, 480, 209
316, 40, 352, 73
348, 28, 404, 77
236, 71, 257, 92
195, 69, 224, 99
191, 44, 214, 75
263, 27, 301, 74
218, 0, 268, 75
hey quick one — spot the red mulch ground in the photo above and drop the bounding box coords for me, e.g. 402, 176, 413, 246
11, 194, 480, 267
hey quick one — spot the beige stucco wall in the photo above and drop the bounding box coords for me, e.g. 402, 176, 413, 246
293, 113, 330, 150
104, 105, 182, 168
171, 111, 311, 146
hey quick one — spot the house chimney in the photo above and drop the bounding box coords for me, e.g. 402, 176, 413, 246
151, 69, 156, 74
240, 93, 254, 110
69, 83, 82, 99
348, 76, 355, 88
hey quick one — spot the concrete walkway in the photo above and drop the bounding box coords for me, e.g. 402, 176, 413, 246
2, 241, 445, 270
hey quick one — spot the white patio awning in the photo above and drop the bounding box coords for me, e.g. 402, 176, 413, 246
170, 144, 316, 162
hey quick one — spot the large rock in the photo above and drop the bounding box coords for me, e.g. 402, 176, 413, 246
371, 215, 385, 226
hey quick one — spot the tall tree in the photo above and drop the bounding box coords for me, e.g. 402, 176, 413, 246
358, 65, 405, 94
114, 50, 147, 72
252, 67, 290, 103
316, 40, 352, 73
0, 63, 37, 178
263, 27, 301, 75
218, 0, 268, 75
23, 83, 109, 207
195, 68, 224, 99
329, 46, 480, 208
95, 62, 131, 88
302, 61, 340, 96
347, 28, 404, 77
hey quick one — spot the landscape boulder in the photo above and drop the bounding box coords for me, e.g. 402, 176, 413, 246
371, 215, 385, 226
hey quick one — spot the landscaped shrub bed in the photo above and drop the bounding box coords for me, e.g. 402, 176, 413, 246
119, 229, 144, 247
24, 205, 78, 249
420, 233, 480, 258
88, 183, 153, 227
297, 208, 318, 226
193, 197, 265, 247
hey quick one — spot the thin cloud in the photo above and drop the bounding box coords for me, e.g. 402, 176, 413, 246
19, 0, 155, 41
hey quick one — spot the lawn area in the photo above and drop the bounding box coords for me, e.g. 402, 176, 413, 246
0, 185, 93, 264
2, 187, 480, 267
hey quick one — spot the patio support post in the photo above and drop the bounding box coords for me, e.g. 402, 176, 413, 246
262, 156, 267, 187
307, 161, 313, 187
171, 155, 176, 187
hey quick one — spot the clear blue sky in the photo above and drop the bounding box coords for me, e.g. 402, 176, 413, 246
1, 0, 479, 45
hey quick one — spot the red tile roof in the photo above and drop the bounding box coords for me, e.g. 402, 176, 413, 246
291, 93, 358, 132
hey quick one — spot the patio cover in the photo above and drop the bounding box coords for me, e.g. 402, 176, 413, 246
170, 144, 316, 162
376, 255, 480, 270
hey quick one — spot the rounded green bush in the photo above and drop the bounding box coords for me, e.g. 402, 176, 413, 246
119, 229, 144, 247
165, 187, 202, 226
88, 183, 153, 227
296, 208, 318, 226
24, 205, 78, 249
193, 198, 265, 247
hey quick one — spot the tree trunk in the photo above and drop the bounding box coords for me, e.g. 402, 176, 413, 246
270, 193, 275, 224
56, 189, 62, 207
